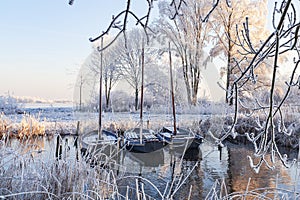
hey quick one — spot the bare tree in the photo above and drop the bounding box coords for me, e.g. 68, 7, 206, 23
115, 28, 158, 111
144, 62, 170, 106
88, 0, 155, 50
74, 63, 96, 111
156, 0, 212, 106
89, 40, 121, 111
77, 74, 85, 111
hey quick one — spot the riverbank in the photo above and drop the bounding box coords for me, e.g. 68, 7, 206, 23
1, 107, 300, 150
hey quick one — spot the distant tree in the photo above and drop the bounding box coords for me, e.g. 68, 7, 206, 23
0, 93, 19, 114
156, 0, 213, 106
144, 62, 170, 106
115, 28, 158, 111
77, 74, 85, 111
110, 90, 132, 112
89, 39, 121, 111
74, 66, 92, 111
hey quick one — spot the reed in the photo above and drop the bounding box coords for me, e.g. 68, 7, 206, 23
18, 113, 45, 138
0, 112, 10, 138
0, 113, 45, 139
1, 110, 299, 199
1, 133, 299, 199
0, 137, 122, 199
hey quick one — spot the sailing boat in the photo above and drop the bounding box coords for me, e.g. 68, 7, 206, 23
157, 42, 203, 150
80, 38, 118, 158
123, 40, 166, 153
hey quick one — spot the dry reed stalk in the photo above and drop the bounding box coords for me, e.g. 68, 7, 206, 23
18, 114, 45, 138
0, 113, 46, 139
0, 113, 11, 138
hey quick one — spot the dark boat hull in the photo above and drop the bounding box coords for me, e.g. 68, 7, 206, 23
124, 128, 167, 153
189, 135, 203, 148
125, 140, 165, 153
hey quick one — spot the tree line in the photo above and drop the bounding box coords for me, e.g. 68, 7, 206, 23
74, 0, 279, 112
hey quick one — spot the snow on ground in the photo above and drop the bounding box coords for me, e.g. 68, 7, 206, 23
3, 102, 299, 149
3, 103, 211, 136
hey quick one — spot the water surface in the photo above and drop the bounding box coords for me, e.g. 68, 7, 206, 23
5, 136, 299, 199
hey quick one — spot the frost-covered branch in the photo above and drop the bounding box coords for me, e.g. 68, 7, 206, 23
224, 0, 300, 171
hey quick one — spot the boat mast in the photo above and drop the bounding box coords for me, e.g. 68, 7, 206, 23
169, 42, 177, 136
139, 39, 145, 144
98, 37, 103, 137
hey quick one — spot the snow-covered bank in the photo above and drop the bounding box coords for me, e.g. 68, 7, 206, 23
1, 102, 299, 151
198, 114, 300, 150
0, 103, 77, 138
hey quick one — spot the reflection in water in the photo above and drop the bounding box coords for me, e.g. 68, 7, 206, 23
227, 144, 300, 197
6, 136, 79, 162
5, 137, 300, 199
5, 137, 46, 157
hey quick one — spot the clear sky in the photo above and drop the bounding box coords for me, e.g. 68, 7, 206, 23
0, 0, 149, 101
1, 1, 296, 102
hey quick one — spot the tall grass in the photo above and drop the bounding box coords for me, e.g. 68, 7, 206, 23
0, 136, 196, 199
0, 113, 45, 139
0, 112, 10, 138
0, 137, 123, 199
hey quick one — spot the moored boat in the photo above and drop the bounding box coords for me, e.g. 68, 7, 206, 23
80, 129, 118, 159
157, 126, 203, 149
124, 127, 166, 153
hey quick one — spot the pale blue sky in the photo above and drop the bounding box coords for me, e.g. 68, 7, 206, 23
1, 1, 296, 101
0, 0, 149, 100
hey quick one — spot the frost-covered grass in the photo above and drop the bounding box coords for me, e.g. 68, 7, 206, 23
0, 95, 20, 115
197, 110, 300, 149
0, 137, 123, 199
0, 113, 45, 139
0, 111, 78, 139
0, 135, 199, 200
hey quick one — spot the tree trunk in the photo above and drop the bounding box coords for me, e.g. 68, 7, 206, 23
79, 83, 82, 111
104, 76, 113, 111
191, 37, 201, 106
135, 87, 139, 111
226, 12, 233, 106
104, 77, 109, 111
191, 86, 198, 106
182, 52, 192, 105
225, 13, 233, 106
226, 53, 233, 105
105, 87, 110, 111
79, 75, 83, 111
184, 74, 192, 105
